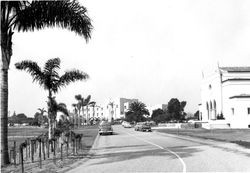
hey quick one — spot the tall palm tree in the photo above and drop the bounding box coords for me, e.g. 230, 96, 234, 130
1, 0, 92, 165
15, 58, 89, 139
75, 94, 93, 125
108, 101, 115, 122
75, 94, 83, 127
47, 97, 69, 134
125, 101, 149, 123
72, 103, 78, 128
37, 107, 46, 126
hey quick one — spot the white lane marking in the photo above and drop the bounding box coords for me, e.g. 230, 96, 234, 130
124, 131, 187, 173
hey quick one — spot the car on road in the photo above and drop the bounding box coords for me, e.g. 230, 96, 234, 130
123, 122, 132, 128
134, 122, 152, 132
99, 121, 113, 135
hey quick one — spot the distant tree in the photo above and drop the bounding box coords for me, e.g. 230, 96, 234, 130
125, 101, 149, 122
167, 98, 187, 122
16, 113, 27, 120
194, 110, 199, 120
151, 108, 171, 124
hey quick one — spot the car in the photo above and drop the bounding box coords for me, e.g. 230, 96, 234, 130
134, 122, 151, 132
99, 121, 113, 135
123, 122, 132, 128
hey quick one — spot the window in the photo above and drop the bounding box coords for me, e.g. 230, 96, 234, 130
231, 108, 234, 115
124, 106, 126, 109
248, 108, 250, 115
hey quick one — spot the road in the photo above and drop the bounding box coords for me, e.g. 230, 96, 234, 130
68, 125, 250, 173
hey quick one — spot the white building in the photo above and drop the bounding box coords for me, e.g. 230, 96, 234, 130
104, 98, 138, 121
200, 66, 250, 128
82, 104, 105, 121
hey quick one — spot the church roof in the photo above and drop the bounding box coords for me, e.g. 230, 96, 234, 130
220, 67, 250, 72
229, 94, 250, 99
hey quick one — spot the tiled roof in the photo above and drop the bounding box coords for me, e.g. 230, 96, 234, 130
220, 67, 250, 72
229, 94, 250, 99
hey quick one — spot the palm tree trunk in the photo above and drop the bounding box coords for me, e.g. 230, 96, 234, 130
48, 91, 52, 139
1, 30, 11, 166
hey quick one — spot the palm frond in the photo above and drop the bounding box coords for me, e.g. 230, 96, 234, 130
15, 60, 44, 84
14, 0, 92, 41
57, 104, 69, 116
75, 94, 82, 101
43, 58, 60, 76
83, 95, 91, 105
57, 69, 89, 89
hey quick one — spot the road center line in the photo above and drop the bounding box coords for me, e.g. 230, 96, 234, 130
123, 131, 187, 173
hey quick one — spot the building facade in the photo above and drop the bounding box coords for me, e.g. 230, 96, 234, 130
200, 66, 250, 128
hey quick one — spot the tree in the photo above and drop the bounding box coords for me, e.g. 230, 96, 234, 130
151, 108, 171, 124
194, 110, 200, 120
1, 0, 92, 165
37, 108, 46, 126
15, 58, 88, 139
167, 98, 187, 122
125, 101, 149, 122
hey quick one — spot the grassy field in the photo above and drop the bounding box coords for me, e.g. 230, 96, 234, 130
3, 125, 99, 173
8, 127, 48, 149
155, 128, 250, 148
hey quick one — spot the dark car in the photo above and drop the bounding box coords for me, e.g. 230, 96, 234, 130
134, 122, 151, 132
99, 121, 113, 135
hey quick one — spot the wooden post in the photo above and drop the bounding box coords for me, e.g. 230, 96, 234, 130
66, 142, 69, 157
47, 140, 50, 158
19, 145, 24, 173
13, 141, 16, 166
31, 140, 34, 163
61, 143, 63, 161
42, 140, 45, 160
39, 140, 42, 169
25, 140, 28, 160
53, 140, 56, 156
72, 139, 75, 155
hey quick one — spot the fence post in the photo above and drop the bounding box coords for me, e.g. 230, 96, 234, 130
61, 143, 63, 161
25, 140, 28, 160
39, 139, 42, 169
66, 142, 69, 157
42, 140, 45, 160
13, 141, 16, 166
47, 140, 50, 158
19, 145, 24, 173
31, 140, 34, 163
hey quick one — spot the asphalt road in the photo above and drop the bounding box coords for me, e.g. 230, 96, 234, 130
68, 125, 250, 173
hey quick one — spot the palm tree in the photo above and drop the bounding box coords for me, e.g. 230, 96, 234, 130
37, 108, 46, 126
72, 103, 78, 128
15, 58, 89, 139
108, 101, 115, 122
47, 97, 69, 134
75, 94, 83, 128
125, 101, 149, 123
75, 94, 94, 125
1, 0, 92, 165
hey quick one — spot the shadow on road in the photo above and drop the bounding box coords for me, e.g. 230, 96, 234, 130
89, 145, 201, 166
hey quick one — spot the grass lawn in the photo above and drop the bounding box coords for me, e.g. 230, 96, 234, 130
3, 125, 98, 173
8, 127, 48, 149
155, 128, 250, 148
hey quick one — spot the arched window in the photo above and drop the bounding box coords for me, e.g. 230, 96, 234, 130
206, 102, 209, 120
213, 100, 217, 119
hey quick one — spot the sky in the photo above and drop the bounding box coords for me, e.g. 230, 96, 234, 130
8, 0, 250, 117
